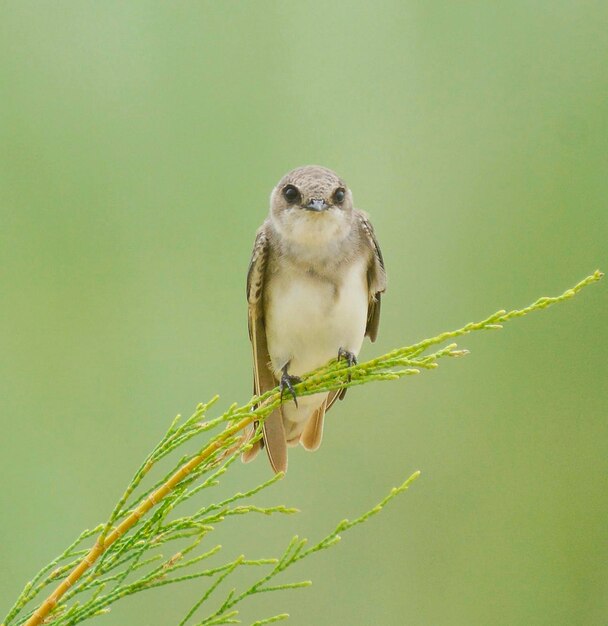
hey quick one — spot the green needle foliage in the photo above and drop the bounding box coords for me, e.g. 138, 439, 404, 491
2, 270, 602, 626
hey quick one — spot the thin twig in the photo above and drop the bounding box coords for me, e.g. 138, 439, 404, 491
13, 269, 603, 626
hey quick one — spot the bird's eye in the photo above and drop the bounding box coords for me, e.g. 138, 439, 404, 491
334, 188, 346, 204
282, 185, 300, 204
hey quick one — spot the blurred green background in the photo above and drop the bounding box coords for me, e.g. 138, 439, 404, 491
1, 2, 607, 625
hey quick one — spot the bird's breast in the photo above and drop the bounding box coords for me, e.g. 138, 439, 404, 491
264, 257, 368, 376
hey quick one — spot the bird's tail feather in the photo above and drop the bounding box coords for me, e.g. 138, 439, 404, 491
300, 399, 327, 451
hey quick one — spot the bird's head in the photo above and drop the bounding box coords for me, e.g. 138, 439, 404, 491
269, 165, 354, 246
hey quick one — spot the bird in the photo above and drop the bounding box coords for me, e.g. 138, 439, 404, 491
241, 165, 386, 473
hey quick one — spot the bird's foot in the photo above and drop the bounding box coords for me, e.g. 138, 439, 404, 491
280, 367, 301, 407
338, 348, 357, 382
338, 347, 357, 367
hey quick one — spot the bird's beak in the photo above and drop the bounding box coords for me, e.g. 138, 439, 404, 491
304, 199, 330, 212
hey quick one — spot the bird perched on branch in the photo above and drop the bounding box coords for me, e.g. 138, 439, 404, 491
242, 165, 386, 473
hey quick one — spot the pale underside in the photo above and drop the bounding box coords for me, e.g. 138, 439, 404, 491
264, 256, 369, 442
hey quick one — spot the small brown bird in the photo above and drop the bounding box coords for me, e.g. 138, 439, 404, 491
242, 165, 386, 473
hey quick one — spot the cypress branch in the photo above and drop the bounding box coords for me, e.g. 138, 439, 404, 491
2, 270, 602, 626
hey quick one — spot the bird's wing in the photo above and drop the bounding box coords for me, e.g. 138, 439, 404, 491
242, 223, 288, 473
358, 211, 387, 342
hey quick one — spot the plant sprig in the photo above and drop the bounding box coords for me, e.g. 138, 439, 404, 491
2, 270, 602, 626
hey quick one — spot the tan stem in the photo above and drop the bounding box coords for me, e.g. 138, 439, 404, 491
24, 414, 255, 626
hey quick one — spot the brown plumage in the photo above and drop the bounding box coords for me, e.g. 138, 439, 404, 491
242, 165, 386, 473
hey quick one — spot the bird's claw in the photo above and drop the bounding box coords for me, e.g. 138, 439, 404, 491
338, 348, 357, 382
338, 347, 357, 367
280, 369, 301, 407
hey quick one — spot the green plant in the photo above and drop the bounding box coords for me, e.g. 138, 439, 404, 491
3, 270, 602, 626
